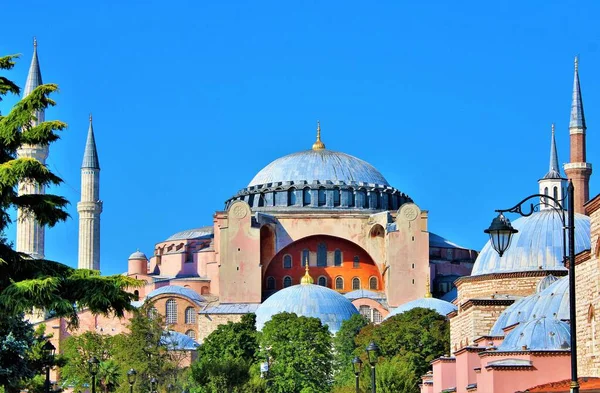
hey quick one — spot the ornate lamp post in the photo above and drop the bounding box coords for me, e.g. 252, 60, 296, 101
485, 181, 578, 393
88, 356, 100, 393
366, 341, 379, 393
351, 356, 363, 393
42, 341, 55, 393
127, 369, 137, 393
150, 377, 158, 393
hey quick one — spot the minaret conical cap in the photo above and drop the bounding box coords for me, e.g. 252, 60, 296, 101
82, 114, 100, 169
24, 37, 43, 98
543, 123, 562, 179
570, 56, 586, 130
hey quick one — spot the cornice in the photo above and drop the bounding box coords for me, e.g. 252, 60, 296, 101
585, 193, 600, 215
456, 270, 567, 285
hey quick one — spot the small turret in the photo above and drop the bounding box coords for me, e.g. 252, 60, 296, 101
539, 124, 567, 210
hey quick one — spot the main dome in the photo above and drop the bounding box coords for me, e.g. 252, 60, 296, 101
248, 149, 390, 187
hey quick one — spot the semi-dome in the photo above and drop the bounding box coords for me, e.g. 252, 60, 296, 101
383, 297, 457, 320
255, 278, 358, 334
472, 211, 590, 276
249, 149, 389, 188
497, 318, 570, 351
146, 285, 206, 304
344, 289, 386, 301
161, 331, 200, 351
165, 226, 214, 242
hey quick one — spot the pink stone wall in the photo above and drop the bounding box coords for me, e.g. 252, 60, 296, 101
432, 359, 456, 392
454, 349, 482, 393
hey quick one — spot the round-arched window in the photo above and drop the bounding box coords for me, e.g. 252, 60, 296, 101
369, 277, 378, 290
185, 330, 196, 339
166, 299, 177, 324
283, 254, 292, 269
283, 276, 292, 288
185, 307, 196, 324
318, 276, 327, 287
266, 276, 276, 290
335, 276, 344, 290
352, 277, 361, 290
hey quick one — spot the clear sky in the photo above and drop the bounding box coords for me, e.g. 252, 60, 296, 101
1, 1, 599, 275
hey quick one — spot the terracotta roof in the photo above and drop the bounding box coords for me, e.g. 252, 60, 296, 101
523, 377, 600, 392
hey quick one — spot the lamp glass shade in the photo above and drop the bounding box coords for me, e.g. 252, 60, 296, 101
352, 356, 363, 374
150, 377, 158, 389
484, 213, 518, 257
127, 368, 137, 385
42, 341, 56, 357
366, 341, 380, 365
88, 356, 100, 376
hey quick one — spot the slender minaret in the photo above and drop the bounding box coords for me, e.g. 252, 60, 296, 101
539, 124, 567, 210
564, 56, 592, 214
16, 38, 48, 259
77, 115, 102, 270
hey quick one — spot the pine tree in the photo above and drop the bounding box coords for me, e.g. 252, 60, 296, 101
0, 53, 140, 326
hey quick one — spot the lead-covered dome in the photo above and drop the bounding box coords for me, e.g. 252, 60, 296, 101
249, 149, 389, 187
383, 297, 457, 320
497, 318, 570, 351
255, 282, 359, 334
472, 211, 590, 276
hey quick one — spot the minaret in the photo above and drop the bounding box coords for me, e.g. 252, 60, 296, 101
16, 38, 48, 259
539, 124, 567, 210
564, 56, 592, 214
77, 114, 102, 270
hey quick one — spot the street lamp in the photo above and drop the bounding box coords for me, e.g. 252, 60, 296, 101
150, 377, 158, 393
127, 369, 137, 393
42, 341, 55, 393
167, 384, 174, 393
366, 341, 379, 393
351, 356, 363, 393
88, 356, 100, 393
485, 181, 578, 393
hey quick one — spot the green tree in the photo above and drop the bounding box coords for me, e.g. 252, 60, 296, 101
190, 313, 259, 393
60, 332, 115, 390
332, 314, 368, 388
260, 313, 333, 393
0, 53, 141, 327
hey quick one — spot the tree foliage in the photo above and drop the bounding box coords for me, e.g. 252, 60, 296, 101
332, 313, 368, 388
260, 313, 333, 393
0, 53, 141, 327
60, 331, 115, 390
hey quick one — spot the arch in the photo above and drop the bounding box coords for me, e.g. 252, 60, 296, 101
303, 188, 311, 206
302, 249, 310, 266
185, 307, 196, 324
185, 330, 196, 339
318, 276, 327, 287
359, 305, 371, 320
333, 187, 341, 207
266, 276, 276, 290
318, 187, 326, 206
283, 254, 292, 269
334, 249, 342, 266
317, 242, 327, 266
373, 308, 383, 323
289, 187, 297, 206
369, 276, 378, 290
352, 277, 361, 290
283, 276, 292, 288
335, 276, 344, 290
165, 299, 177, 324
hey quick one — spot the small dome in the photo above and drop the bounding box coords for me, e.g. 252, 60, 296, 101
344, 289, 386, 301
490, 276, 569, 336
165, 226, 214, 241
255, 283, 359, 334
472, 211, 590, 276
146, 285, 206, 304
161, 331, 199, 350
498, 318, 570, 351
128, 250, 147, 260
537, 274, 559, 293
383, 297, 457, 320
248, 149, 389, 188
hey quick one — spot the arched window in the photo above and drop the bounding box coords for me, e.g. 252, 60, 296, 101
289, 188, 297, 206
363, 191, 370, 208
348, 189, 355, 207
303, 188, 311, 206
266, 276, 276, 290
258, 193, 265, 207
353, 256, 360, 268
133, 290, 139, 300
185, 330, 196, 339
553, 186, 558, 204
283, 254, 292, 269
317, 243, 327, 266
369, 277, 378, 290
335, 276, 344, 290
318, 188, 326, 206
283, 276, 292, 288
302, 249, 310, 266
544, 187, 549, 206
318, 276, 327, 287
359, 305, 371, 320
333, 187, 341, 207
334, 249, 342, 266
352, 277, 361, 290
373, 309, 383, 323
185, 307, 196, 324
166, 299, 177, 324
374, 191, 380, 209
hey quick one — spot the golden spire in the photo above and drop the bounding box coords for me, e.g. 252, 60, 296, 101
300, 259, 314, 285
425, 273, 432, 298
312, 120, 326, 150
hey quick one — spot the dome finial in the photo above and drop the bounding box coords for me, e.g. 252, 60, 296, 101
33, 37, 37, 48
575, 55, 579, 72
301, 259, 314, 285
312, 120, 326, 150
425, 273, 432, 298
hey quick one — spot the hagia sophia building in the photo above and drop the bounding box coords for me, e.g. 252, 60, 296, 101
17, 40, 600, 392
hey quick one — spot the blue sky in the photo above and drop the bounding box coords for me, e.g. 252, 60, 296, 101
1, 1, 599, 275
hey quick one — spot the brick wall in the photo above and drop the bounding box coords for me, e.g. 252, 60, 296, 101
197, 313, 245, 343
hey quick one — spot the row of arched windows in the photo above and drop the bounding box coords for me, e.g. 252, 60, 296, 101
266, 276, 378, 291
283, 249, 358, 269
164, 299, 197, 325
359, 305, 383, 323
543, 186, 563, 207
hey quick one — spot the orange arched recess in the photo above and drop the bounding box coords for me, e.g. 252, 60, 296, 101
262, 235, 383, 298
